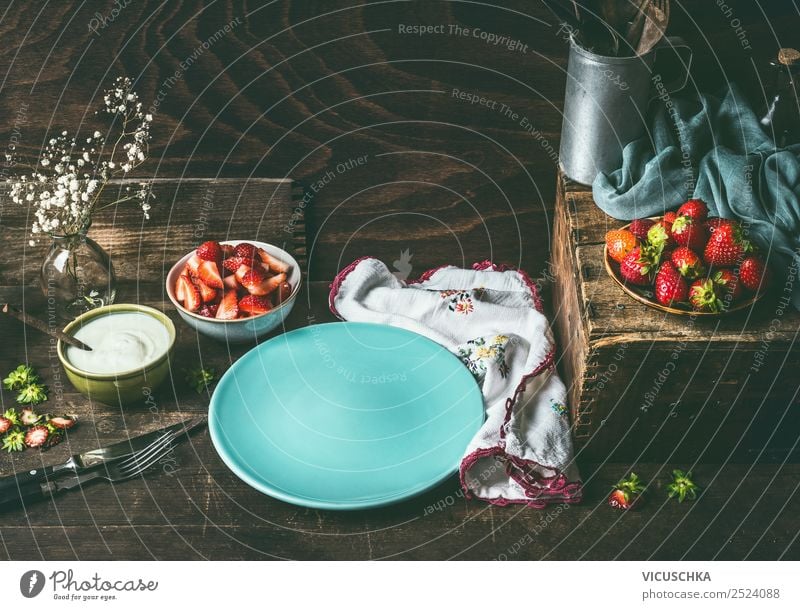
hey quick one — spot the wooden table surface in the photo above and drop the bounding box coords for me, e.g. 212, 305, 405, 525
1, 1, 799, 561
1, 280, 798, 561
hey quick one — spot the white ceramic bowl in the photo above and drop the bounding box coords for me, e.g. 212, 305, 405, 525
166, 240, 301, 343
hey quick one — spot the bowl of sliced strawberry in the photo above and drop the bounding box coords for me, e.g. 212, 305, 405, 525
603, 199, 770, 316
166, 239, 300, 342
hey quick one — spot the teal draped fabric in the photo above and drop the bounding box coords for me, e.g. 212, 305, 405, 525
592, 83, 800, 308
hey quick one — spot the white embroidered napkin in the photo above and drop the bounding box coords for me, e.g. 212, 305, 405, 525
329, 257, 582, 507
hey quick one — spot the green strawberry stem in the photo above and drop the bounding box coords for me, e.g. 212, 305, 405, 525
667, 469, 700, 502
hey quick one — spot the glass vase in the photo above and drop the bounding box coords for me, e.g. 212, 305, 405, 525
40, 229, 116, 320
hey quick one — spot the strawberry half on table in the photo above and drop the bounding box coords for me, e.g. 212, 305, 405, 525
608, 472, 645, 511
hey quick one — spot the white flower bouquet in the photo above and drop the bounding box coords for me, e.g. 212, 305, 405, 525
6, 76, 155, 242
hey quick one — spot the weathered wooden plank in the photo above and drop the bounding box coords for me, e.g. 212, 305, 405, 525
0, 178, 303, 285
552, 173, 800, 461
1, 462, 798, 560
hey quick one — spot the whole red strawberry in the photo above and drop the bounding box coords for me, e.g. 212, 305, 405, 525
647, 221, 675, 252
689, 278, 722, 313
677, 198, 709, 222
196, 240, 223, 262
670, 216, 708, 251
619, 247, 658, 286
606, 229, 638, 264
739, 255, 770, 292
608, 472, 644, 510
714, 269, 743, 306
654, 262, 688, 306
704, 221, 752, 267
705, 217, 730, 235
629, 218, 656, 241
663, 211, 678, 224
670, 247, 705, 279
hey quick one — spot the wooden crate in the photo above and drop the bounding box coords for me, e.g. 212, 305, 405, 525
551, 173, 800, 463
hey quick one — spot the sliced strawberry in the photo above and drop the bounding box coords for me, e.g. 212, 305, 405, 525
186, 254, 202, 275
215, 290, 239, 319
242, 270, 285, 296
221, 244, 236, 257
175, 276, 194, 308
175, 272, 187, 301
0, 416, 12, 434
222, 274, 239, 291
197, 260, 224, 289
275, 281, 292, 305
222, 257, 246, 273
239, 267, 268, 294
196, 240, 223, 262
239, 295, 273, 315
257, 248, 290, 273
24, 425, 49, 448
233, 242, 258, 261
194, 278, 218, 303
198, 303, 219, 318
20, 408, 40, 425
49, 415, 76, 430
234, 264, 252, 284
180, 276, 202, 312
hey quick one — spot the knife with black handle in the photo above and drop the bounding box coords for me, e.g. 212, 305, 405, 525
0, 417, 203, 495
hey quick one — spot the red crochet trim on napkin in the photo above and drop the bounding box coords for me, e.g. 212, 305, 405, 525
328, 256, 376, 318
459, 261, 582, 507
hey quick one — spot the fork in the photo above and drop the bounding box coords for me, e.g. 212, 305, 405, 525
1, 432, 176, 510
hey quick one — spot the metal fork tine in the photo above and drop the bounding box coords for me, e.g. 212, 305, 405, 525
116, 431, 175, 470
111, 430, 171, 470
111, 439, 175, 481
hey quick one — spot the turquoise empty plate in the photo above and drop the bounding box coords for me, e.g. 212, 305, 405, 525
209, 322, 484, 510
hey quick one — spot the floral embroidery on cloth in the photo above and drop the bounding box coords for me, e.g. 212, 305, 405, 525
440, 289, 474, 315
457, 335, 511, 379
550, 399, 568, 417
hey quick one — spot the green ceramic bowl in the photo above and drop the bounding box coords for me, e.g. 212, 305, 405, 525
57, 304, 176, 405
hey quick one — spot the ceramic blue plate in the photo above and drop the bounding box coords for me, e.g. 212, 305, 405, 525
209, 322, 484, 510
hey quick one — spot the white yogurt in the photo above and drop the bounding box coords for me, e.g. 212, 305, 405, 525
66, 311, 171, 375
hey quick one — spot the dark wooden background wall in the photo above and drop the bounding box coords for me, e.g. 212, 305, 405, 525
0, 1, 796, 281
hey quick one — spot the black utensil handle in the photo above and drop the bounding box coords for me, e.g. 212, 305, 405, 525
0, 465, 57, 497
0, 479, 53, 511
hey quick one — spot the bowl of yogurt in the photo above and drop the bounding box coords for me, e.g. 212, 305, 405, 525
58, 304, 176, 405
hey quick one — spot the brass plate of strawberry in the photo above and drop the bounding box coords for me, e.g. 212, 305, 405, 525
603, 219, 765, 317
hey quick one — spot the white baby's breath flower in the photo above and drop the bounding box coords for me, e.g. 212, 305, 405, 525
11, 76, 155, 240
